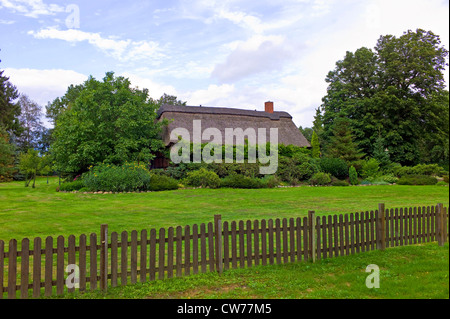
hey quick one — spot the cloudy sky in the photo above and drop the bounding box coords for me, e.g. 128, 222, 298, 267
1, 0, 449, 128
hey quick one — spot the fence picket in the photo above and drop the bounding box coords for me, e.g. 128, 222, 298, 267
32, 237, 41, 298
20, 238, 30, 299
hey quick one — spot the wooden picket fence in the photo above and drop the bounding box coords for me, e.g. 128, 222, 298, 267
1, 203, 448, 299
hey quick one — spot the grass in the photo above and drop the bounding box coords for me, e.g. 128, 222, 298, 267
52, 242, 449, 299
0, 177, 448, 242
0, 177, 448, 299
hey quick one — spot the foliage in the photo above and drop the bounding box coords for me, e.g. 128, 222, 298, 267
0, 68, 21, 136
82, 162, 152, 192
311, 130, 321, 158
361, 158, 380, 179
323, 117, 365, 168
319, 157, 348, 179
393, 163, 446, 177
15, 94, 45, 153
349, 166, 358, 185
59, 180, 85, 192
299, 126, 314, 142
372, 135, 390, 168
379, 174, 398, 184
309, 172, 332, 186
443, 175, 449, 183
277, 153, 318, 184
51, 72, 166, 176
18, 149, 52, 188
318, 29, 449, 165
397, 175, 438, 185
0, 126, 15, 181
147, 174, 179, 191
184, 168, 221, 188
331, 179, 349, 186
220, 174, 267, 189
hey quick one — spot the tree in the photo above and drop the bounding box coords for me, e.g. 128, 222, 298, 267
51, 72, 167, 176
372, 134, 390, 168
0, 67, 21, 136
18, 149, 51, 188
317, 29, 449, 165
15, 94, 45, 153
155, 93, 187, 107
45, 83, 84, 125
299, 126, 313, 142
311, 130, 321, 158
0, 126, 15, 181
325, 117, 365, 169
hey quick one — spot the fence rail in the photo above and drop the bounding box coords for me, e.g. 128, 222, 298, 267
1, 203, 448, 299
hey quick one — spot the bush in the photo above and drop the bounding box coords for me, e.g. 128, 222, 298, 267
393, 164, 445, 177
331, 179, 349, 186
349, 166, 358, 185
59, 180, 85, 192
263, 175, 281, 188
82, 162, 152, 192
148, 174, 179, 191
380, 174, 398, 184
276, 154, 318, 183
361, 158, 380, 179
443, 175, 449, 183
220, 174, 267, 189
397, 175, 438, 185
184, 168, 221, 188
319, 158, 348, 179
309, 172, 331, 186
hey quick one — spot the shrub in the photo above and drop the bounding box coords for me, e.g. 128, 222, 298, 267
276, 154, 318, 183
349, 166, 358, 185
263, 175, 281, 188
220, 174, 267, 189
443, 175, 449, 183
361, 158, 380, 179
397, 175, 438, 185
59, 180, 85, 192
380, 174, 398, 184
184, 168, 220, 188
393, 164, 445, 177
319, 158, 348, 179
148, 174, 179, 191
309, 172, 331, 186
331, 179, 349, 186
82, 162, 151, 192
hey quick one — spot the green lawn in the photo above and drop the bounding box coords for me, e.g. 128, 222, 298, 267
0, 177, 448, 242
53, 242, 449, 299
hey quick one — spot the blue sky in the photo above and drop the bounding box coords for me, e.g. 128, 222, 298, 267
1, 0, 449, 128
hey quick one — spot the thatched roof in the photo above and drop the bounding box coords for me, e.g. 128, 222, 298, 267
157, 104, 311, 147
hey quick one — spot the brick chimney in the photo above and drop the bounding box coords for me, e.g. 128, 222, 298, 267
265, 101, 274, 113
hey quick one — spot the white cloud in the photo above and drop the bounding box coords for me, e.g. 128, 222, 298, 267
28, 27, 166, 64
0, 19, 15, 24
211, 34, 304, 83
3, 68, 88, 106
121, 72, 178, 100
0, 0, 64, 18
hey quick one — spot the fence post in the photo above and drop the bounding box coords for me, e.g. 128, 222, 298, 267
437, 204, 444, 247
377, 203, 386, 251
214, 215, 223, 273
100, 224, 108, 291
308, 211, 316, 263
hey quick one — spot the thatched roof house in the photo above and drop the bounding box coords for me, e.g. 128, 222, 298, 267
157, 102, 310, 148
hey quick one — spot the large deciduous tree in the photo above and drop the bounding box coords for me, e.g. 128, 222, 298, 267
317, 29, 449, 166
51, 72, 167, 176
